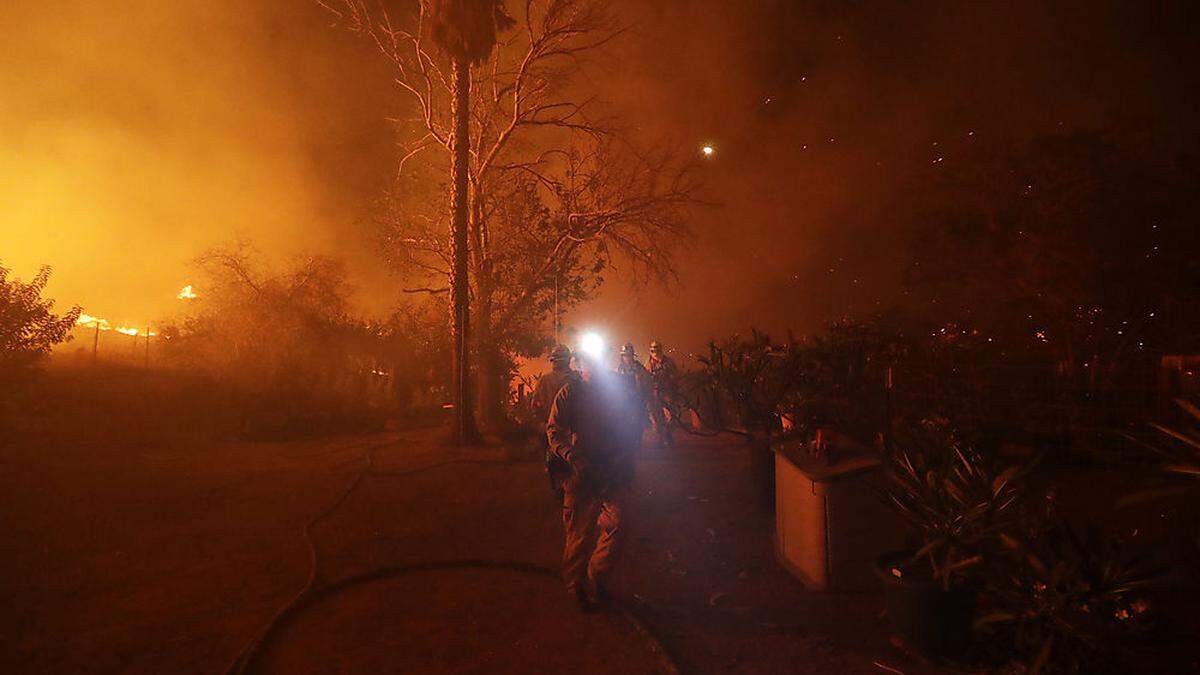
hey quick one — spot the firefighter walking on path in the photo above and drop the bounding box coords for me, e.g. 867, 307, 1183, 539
532, 345, 579, 496
532, 345, 577, 423
616, 342, 651, 451
546, 348, 642, 611
647, 340, 679, 448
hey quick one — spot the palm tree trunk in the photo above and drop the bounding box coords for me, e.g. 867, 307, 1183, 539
469, 198, 504, 431
450, 57, 479, 444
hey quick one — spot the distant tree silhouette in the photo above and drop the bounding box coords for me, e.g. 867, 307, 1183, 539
162, 243, 452, 436
904, 128, 1200, 399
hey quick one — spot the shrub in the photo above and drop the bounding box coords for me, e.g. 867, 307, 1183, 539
0, 264, 80, 375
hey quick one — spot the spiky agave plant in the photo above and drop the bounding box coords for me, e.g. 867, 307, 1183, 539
883, 421, 1026, 590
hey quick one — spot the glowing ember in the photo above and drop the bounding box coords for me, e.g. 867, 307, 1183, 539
701, 144, 715, 157
177, 284, 198, 300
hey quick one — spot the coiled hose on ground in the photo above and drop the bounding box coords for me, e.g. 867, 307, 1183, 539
225, 439, 681, 675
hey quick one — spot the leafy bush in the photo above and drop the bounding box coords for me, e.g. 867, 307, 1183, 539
0, 264, 80, 375
1, 264, 80, 433
682, 321, 905, 443
684, 329, 803, 437
979, 522, 1157, 674
882, 420, 1159, 673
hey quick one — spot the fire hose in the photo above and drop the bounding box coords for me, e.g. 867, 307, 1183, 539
224, 439, 681, 675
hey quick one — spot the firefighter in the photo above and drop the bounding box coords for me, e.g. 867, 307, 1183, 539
616, 342, 651, 448
647, 340, 679, 448
532, 344, 578, 496
532, 344, 577, 424
616, 341, 647, 381
546, 350, 641, 611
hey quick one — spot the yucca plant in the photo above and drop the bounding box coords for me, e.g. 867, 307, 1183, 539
883, 422, 1027, 590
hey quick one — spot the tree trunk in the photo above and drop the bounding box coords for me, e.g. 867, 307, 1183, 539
468, 164, 504, 431
476, 318, 506, 430
450, 58, 479, 444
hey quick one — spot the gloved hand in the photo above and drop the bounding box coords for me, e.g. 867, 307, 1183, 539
568, 452, 600, 492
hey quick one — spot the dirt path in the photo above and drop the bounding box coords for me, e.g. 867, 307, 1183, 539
2, 429, 939, 674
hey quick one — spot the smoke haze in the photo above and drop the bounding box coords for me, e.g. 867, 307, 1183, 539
4, 0, 1198, 351
1, 1, 395, 328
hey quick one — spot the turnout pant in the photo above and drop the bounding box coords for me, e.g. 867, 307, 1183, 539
650, 399, 674, 448
561, 486, 628, 593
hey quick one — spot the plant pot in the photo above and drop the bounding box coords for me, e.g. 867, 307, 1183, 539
875, 551, 978, 659
751, 438, 775, 511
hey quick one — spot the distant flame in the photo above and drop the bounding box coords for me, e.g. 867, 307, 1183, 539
77, 313, 111, 330
177, 284, 198, 300
114, 326, 157, 337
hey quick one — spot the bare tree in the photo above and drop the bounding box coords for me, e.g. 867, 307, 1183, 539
319, 0, 698, 426
481, 138, 697, 421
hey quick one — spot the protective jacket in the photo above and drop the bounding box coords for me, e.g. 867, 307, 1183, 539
546, 370, 639, 494
616, 359, 651, 425
532, 367, 579, 424
648, 354, 678, 398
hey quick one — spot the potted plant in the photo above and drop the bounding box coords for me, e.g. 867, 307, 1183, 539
877, 421, 1026, 658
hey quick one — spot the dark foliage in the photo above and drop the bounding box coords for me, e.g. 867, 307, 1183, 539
903, 129, 1200, 434
156, 244, 447, 439
428, 0, 514, 64
0, 264, 80, 375
979, 522, 1157, 674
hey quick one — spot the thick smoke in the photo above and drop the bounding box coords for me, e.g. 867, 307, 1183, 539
3, 0, 1197, 352
0, 1, 396, 328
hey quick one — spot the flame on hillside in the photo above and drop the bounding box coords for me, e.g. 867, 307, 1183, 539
76, 313, 156, 337
77, 313, 112, 330
177, 284, 198, 300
